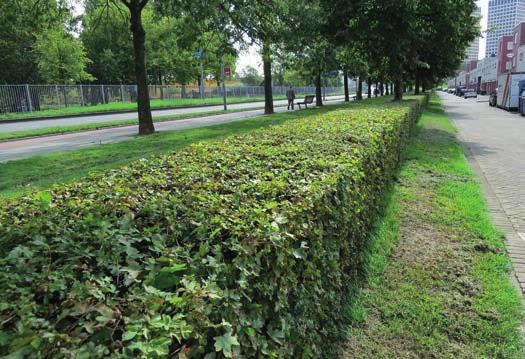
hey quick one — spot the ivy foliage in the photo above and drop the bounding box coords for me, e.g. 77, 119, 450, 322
0, 97, 426, 358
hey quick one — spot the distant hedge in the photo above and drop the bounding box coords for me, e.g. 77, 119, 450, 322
0, 97, 426, 358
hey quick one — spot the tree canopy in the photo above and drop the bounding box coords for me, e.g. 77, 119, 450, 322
0, 0, 479, 129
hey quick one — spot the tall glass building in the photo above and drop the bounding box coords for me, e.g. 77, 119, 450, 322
466, 6, 482, 60
486, 0, 525, 57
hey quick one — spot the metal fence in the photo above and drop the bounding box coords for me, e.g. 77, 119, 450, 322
0, 84, 347, 115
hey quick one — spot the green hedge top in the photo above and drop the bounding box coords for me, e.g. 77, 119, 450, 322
0, 97, 425, 358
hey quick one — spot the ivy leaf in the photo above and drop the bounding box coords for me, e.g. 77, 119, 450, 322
213, 332, 239, 356
122, 331, 137, 341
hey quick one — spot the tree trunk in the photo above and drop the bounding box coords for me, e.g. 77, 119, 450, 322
367, 77, 372, 99
344, 71, 349, 102
390, 83, 393, 95
127, 0, 154, 135
414, 72, 420, 95
394, 79, 403, 101
357, 77, 363, 100
380, 81, 384, 96
422, 79, 427, 93
315, 67, 323, 106
385, 82, 390, 96
262, 39, 274, 115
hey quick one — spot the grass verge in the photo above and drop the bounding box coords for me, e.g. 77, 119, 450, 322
342, 94, 524, 358
0, 96, 272, 121
0, 107, 264, 142
0, 101, 357, 199
0, 93, 344, 122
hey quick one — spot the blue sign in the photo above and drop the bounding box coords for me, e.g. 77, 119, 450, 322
195, 50, 204, 58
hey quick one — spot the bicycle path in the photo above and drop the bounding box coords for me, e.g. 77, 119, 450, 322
0, 96, 343, 133
0, 98, 344, 163
438, 92, 525, 294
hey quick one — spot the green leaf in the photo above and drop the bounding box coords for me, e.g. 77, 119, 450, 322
122, 331, 138, 341
213, 332, 239, 355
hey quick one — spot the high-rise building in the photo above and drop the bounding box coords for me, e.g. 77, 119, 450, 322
466, 6, 482, 60
486, 0, 525, 58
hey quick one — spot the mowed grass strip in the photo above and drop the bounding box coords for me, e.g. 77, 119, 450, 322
0, 93, 343, 121
0, 107, 264, 142
0, 100, 363, 199
0, 96, 270, 121
342, 95, 524, 358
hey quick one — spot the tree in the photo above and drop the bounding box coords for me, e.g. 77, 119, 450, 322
34, 28, 94, 84
237, 66, 263, 86
81, 1, 135, 84
120, 0, 155, 135
218, 0, 315, 114
0, 0, 70, 84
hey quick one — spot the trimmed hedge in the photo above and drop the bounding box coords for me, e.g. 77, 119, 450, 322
0, 97, 426, 358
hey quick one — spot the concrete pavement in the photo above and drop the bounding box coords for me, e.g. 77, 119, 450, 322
438, 92, 525, 294
0, 96, 343, 133
0, 97, 344, 163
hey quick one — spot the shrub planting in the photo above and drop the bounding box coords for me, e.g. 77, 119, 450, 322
0, 97, 426, 358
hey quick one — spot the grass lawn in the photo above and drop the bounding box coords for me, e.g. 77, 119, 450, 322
0, 101, 359, 199
342, 95, 524, 357
0, 96, 273, 121
0, 92, 345, 122
0, 106, 264, 142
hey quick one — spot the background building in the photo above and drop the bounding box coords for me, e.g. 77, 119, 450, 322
466, 6, 482, 60
485, 0, 525, 57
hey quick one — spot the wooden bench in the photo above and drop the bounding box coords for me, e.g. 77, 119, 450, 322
296, 95, 315, 109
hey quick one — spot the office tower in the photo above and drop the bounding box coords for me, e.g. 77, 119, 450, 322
466, 7, 482, 60
486, 0, 525, 57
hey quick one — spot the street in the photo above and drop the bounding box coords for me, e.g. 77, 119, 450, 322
0, 96, 343, 133
0, 97, 344, 162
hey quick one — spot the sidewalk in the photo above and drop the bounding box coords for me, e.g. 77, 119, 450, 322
438, 92, 525, 294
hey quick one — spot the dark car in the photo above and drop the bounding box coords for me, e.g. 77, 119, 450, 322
489, 89, 497, 107
455, 87, 467, 96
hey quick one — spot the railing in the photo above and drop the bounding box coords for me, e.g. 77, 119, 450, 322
0, 84, 348, 114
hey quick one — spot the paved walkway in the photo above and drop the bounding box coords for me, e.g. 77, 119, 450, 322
439, 92, 525, 294
0, 98, 344, 163
0, 96, 343, 133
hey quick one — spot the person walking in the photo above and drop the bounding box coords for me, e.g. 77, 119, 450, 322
286, 86, 296, 110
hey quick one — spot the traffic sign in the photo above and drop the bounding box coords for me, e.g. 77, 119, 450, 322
223, 67, 231, 77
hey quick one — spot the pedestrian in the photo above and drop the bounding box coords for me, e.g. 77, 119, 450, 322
286, 86, 296, 110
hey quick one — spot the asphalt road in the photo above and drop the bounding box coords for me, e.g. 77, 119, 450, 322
0, 96, 343, 133
0, 97, 345, 162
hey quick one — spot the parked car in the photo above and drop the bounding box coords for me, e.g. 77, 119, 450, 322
463, 89, 477, 99
447, 88, 455, 94
455, 87, 467, 96
489, 89, 498, 107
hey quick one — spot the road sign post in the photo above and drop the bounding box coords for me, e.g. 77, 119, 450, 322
221, 60, 228, 110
